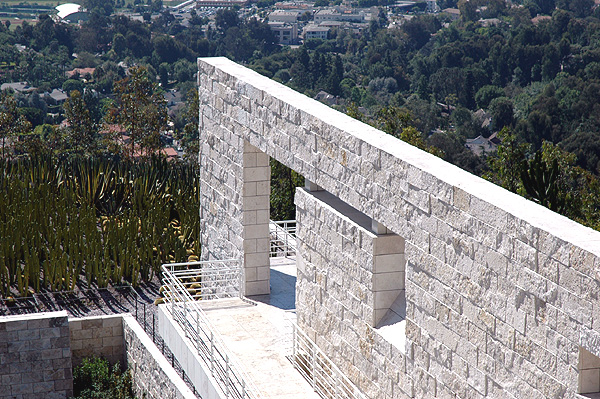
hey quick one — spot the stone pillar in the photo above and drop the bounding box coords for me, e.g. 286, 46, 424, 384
242, 141, 271, 295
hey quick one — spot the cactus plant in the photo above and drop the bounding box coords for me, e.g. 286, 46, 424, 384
0, 155, 200, 296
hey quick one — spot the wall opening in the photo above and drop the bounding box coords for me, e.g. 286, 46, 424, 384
579, 347, 600, 396
372, 221, 406, 353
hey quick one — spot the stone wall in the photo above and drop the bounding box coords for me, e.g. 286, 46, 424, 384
158, 304, 223, 399
123, 313, 197, 399
198, 57, 600, 398
70, 314, 124, 367
296, 188, 410, 398
0, 311, 73, 399
0, 311, 195, 399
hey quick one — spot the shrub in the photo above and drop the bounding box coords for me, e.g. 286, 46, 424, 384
73, 357, 136, 399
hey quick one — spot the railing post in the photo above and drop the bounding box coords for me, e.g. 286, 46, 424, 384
292, 324, 296, 362
225, 354, 230, 398
196, 309, 200, 354
210, 331, 215, 373
285, 222, 288, 258
183, 299, 188, 338
312, 342, 316, 390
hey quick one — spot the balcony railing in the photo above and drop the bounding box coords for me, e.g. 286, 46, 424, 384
292, 323, 367, 399
269, 220, 296, 257
161, 260, 261, 399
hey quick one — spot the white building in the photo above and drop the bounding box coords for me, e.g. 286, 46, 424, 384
313, 8, 365, 23
304, 24, 329, 40
268, 22, 299, 45
55, 3, 89, 23
268, 9, 302, 23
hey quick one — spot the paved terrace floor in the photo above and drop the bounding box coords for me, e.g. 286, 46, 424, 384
197, 256, 320, 399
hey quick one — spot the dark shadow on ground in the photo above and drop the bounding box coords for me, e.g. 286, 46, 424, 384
249, 268, 296, 310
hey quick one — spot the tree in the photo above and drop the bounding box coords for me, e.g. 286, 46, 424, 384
182, 88, 199, 161
83, 0, 115, 16
0, 93, 32, 159
484, 127, 529, 193
270, 158, 304, 220
375, 106, 444, 157
215, 9, 240, 34
568, 0, 593, 18
63, 90, 97, 155
159, 63, 169, 86
489, 97, 514, 131
62, 79, 84, 94
475, 85, 504, 109
112, 33, 127, 56
109, 66, 168, 158
458, 0, 478, 22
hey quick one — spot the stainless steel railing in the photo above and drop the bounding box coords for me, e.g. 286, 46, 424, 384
161, 260, 261, 399
291, 323, 367, 399
269, 220, 296, 258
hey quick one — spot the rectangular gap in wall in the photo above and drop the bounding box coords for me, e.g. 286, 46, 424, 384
579, 347, 600, 396
373, 224, 406, 354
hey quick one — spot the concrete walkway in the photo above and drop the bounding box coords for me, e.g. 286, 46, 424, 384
197, 256, 319, 399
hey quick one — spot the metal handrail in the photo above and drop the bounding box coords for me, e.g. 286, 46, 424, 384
269, 220, 297, 257
161, 260, 261, 399
291, 322, 367, 399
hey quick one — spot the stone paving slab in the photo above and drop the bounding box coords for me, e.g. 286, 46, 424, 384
197, 257, 318, 399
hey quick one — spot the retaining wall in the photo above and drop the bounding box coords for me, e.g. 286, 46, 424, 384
0, 311, 73, 399
70, 314, 124, 367
0, 311, 195, 399
123, 313, 197, 399
198, 56, 600, 399
158, 304, 223, 399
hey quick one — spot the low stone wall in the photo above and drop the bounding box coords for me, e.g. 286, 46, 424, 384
123, 314, 197, 399
0, 311, 73, 399
69, 314, 124, 367
0, 311, 196, 399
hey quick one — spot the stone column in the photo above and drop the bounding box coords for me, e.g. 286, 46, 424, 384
242, 141, 271, 295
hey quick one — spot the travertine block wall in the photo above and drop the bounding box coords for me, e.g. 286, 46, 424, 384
198, 57, 600, 398
0, 312, 194, 399
296, 188, 411, 398
241, 141, 271, 295
70, 314, 124, 367
123, 314, 197, 399
0, 311, 73, 399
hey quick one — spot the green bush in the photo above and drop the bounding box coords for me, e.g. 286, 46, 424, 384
73, 357, 136, 399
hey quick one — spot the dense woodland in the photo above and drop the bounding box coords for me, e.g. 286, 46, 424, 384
1, 0, 600, 229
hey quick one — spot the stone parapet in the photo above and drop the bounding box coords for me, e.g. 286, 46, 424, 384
0, 311, 195, 399
123, 314, 196, 399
